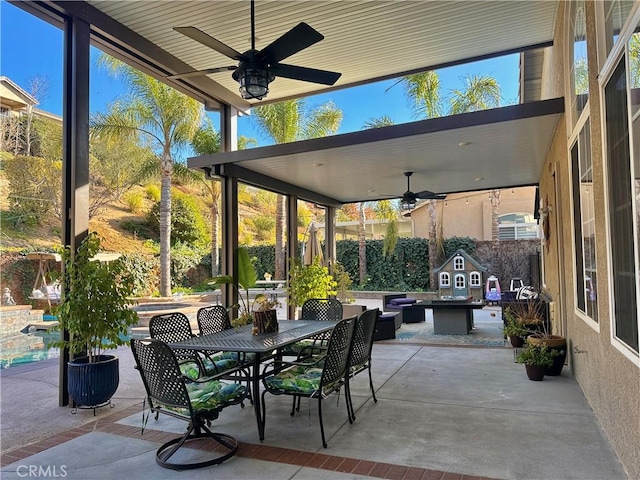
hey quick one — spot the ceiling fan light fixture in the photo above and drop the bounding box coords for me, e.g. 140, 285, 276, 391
401, 196, 416, 211
235, 66, 274, 100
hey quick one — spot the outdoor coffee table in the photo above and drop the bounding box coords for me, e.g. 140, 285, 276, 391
419, 299, 485, 334
168, 320, 337, 441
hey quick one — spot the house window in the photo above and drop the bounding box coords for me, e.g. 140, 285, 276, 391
498, 213, 540, 240
603, 0, 636, 56
571, 120, 599, 322
439, 272, 450, 288
603, 29, 640, 353
469, 272, 481, 287
453, 256, 464, 270
454, 274, 466, 289
569, 0, 589, 126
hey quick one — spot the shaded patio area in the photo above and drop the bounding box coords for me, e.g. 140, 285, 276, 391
0, 333, 626, 479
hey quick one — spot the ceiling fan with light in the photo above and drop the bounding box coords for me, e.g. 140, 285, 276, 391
398, 171, 446, 210
169, 0, 341, 100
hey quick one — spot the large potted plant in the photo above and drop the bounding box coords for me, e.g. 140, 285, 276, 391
51, 233, 138, 411
516, 341, 560, 381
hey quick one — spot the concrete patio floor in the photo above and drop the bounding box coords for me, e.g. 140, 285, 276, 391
0, 308, 628, 480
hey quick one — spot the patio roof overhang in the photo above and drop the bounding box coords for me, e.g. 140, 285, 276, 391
188, 98, 564, 206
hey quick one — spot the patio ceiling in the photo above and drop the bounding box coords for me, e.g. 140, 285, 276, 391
19, 1, 558, 113
14, 0, 563, 206
189, 98, 564, 206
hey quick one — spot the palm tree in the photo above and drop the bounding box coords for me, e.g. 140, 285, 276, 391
91, 55, 203, 296
398, 71, 501, 288
362, 116, 401, 286
252, 99, 342, 279
190, 119, 256, 275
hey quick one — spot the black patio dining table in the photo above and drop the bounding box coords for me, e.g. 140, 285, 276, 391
168, 320, 337, 441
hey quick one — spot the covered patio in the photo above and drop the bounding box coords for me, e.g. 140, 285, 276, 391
0, 331, 625, 479
5, 1, 640, 477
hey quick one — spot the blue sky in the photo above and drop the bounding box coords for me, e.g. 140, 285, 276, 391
1, 1, 519, 156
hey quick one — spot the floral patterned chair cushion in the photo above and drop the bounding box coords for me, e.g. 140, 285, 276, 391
163, 380, 247, 415
179, 354, 238, 381
263, 365, 324, 394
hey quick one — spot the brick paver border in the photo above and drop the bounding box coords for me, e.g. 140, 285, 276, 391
1, 403, 499, 480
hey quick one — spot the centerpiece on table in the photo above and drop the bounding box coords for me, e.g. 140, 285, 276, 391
208, 247, 279, 334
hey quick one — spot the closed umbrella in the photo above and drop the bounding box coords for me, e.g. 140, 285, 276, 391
303, 224, 324, 266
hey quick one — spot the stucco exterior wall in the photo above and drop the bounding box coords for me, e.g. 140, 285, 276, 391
409, 188, 536, 241
539, 2, 640, 477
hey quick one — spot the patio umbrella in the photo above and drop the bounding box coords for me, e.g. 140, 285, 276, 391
303, 224, 324, 266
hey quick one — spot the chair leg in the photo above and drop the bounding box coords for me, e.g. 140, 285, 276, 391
344, 378, 355, 423
290, 396, 297, 417
318, 397, 327, 448
368, 365, 378, 403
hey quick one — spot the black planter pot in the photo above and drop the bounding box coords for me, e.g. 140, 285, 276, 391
68, 355, 119, 409
509, 335, 525, 348
524, 364, 545, 381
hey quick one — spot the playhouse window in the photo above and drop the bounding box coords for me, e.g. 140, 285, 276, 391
454, 274, 466, 288
469, 272, 481, 287
439, 272, 450, 288
453, 256, 464, 270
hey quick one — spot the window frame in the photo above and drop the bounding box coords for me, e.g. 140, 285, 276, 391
439, 272, 450, 288
568, 116, 600, 331
599, 4, 640, 365
469, 271, 481, 287
453, 256, 465, 271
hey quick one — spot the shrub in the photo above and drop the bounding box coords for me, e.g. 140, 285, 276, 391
287, 257, 337, 308
146, 190, 210, 248
123, 191, 144, 213
118, 252, 158, 297
145, 184, 161, 202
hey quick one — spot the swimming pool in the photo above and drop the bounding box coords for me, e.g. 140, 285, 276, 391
0, 329, 147, 369
0, 330, 60, 369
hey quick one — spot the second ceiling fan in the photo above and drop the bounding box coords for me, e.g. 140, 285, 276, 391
170, 0, 341, 100
400, 171, 446, 209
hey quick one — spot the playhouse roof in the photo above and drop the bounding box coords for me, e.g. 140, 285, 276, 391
433, 249, 488, 274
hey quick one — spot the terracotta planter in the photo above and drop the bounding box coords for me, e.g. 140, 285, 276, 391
527, 335, 567, 376
524, 364, 545, 381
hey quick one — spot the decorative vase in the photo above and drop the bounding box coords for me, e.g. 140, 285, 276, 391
253, 310, 278, 334
527, 335, 567, 376
524, 364, 545, 381
68, 354, 119, 408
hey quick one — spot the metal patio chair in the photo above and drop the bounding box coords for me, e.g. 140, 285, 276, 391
131, 338, 247, 470
284, 298, 343, 357
345, 308, 379, 423
149, 312, 240, 380
260, 316, 356, 448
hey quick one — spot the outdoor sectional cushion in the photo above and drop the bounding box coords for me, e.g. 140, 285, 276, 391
389, 297, 417, 305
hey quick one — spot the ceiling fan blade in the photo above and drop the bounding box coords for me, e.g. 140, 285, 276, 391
271, 63, 341, 85
258, 22, 323, 63
416, 190, 447, 200
174, 26, 244, 60
167, 66, 236, 80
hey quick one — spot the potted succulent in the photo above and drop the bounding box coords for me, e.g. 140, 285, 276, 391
208, 247, 276, 331
516, 341, 561, 381
51, 232, 138, 411
526, 329, 567, 376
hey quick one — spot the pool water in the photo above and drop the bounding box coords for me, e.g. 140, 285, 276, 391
0, 330, 145, 369
0, 331, 60, 369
